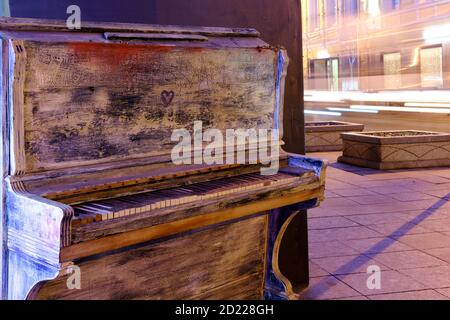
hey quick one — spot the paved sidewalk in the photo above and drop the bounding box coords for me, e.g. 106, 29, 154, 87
301, 152, 450, 300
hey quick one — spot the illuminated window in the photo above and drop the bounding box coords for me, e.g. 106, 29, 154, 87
310, 58, 340, 91
309, 0, 319, 30
383, 52, 402, 89
401, 0, 418, 8
382, 0, 400, 11
341, 0, 358, 16
420, 46, 443, 88
326, 0, 338, 26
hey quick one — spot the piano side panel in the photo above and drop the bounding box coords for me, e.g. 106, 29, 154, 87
12, 40, 280, 174
31, 215, 268, 300
7, 250, 59, 300
0, 39, 7, 299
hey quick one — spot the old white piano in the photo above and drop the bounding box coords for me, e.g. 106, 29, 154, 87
0, 17, 326, 300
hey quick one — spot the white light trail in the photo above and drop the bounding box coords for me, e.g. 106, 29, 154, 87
304, 110, 342, 116
350, 105, 450, 114
423, 23, 450, 44
404, 102, 450, 108
327, 107, 379, 114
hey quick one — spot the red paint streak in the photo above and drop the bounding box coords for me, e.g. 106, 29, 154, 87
67, 42, 176, 70
185, 47, 204, 52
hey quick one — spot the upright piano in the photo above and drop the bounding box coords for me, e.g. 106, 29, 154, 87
0, 18, 326, 300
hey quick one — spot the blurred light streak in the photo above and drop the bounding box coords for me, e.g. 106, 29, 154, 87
423, 23, 450, 44
350, 105, 450, 114
409, 47, 419, 67
327, 107, 379, 114
304, 110, 342, 116
316, 49, 330, 59
405, 102, 450, 108
367, 0, 381, 17
305, 90, 450, 104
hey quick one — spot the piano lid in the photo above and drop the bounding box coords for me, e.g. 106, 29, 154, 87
2, 18, 288, 176
0, 17, 260, 37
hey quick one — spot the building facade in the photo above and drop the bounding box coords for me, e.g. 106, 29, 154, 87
302, 0, 450, 91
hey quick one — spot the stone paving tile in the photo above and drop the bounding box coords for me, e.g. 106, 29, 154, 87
325, 205, 373, 216
422, 189, 450, 199
405, 174, 450, 184
308, 226, 382, 242
297, 276, 362, 300
402, 209, 450, 221
368, 290, 447, 300
308, 241, 359, 259
328, 177, 369, 185
389, 192, 437, 202
356, 178, 435, 189
324, 190, 341, 198
366, 185, 413, 195
325, 179, 358, 190
425, 182, 450, 190
333, 296, 369, 300
311, 254, 390, 275
347, 200, 440, 215
308, 208, 342, 218
332, 188, 378, 197
363, 172, 410, 180
369, 250, 447, 270
399, 266, 450, 288
428, 170, 450, 179
308, 217, 360, 230
366, 222, 432, 237
341, 237, 414, 254
403, 181, 441, 192
436, 288, 450, 298
426, 247, 450, 263
395, 233, 450, 250
348, 195, 399, 205
412, 218, 450, 232
309, 261, 330, 278
344, 213, 411, 226
336, 270, 429, 296
318, 198, 359, 208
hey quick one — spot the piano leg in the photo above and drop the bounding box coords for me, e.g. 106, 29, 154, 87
264, 199, 318, 300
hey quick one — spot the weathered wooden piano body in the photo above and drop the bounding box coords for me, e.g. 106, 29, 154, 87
0, 18, 326, 300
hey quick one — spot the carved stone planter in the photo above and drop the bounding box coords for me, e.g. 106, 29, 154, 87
338, 130, 450, 169
305, 121, 364, 152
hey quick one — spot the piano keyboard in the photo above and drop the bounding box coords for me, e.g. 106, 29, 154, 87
72, 171, 301, 224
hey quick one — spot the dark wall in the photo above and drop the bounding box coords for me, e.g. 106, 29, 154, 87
9, 0, 157, 23
10, 0, 305, 153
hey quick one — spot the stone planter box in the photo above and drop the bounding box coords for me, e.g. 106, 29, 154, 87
306, 121, 364, 152
338, 130, 450, 169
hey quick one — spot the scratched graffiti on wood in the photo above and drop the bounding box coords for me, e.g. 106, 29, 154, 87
19, 42, 277, 172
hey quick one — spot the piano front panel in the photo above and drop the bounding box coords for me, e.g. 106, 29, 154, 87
11, 38, 282, 174
30, 214, 268, 300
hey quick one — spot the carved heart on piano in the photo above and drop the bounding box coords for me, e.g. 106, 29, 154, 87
161, 90, 175, 107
